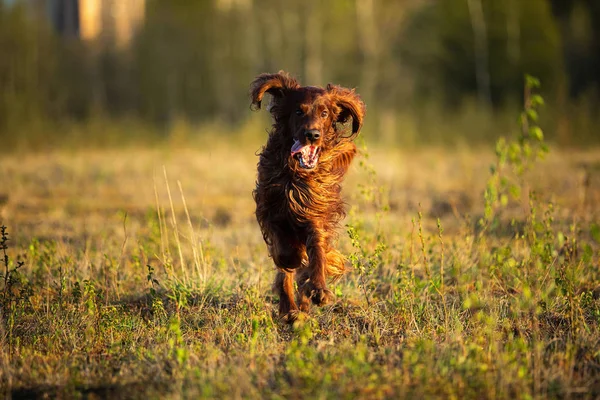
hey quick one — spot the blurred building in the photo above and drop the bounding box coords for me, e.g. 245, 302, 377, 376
2, 0, 145, 48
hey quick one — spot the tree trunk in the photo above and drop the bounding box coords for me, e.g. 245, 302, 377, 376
356, 0, 378, 105
506, 0, 520, 67
304, 1, 322, 85
467, 0, 492, 107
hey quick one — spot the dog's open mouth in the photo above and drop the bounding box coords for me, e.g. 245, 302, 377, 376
291, 140, 320, 169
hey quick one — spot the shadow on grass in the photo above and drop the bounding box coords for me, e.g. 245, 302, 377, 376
10, 381, 171, 400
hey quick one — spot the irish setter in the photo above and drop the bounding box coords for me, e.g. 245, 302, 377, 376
250, 71, 365, 322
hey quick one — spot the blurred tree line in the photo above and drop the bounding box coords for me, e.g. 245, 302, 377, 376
0, 0, 599, 146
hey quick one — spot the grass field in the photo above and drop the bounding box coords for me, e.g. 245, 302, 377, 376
0, 135, 599, 398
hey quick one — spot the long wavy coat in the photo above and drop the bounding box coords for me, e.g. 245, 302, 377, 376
250, 71, 365, 322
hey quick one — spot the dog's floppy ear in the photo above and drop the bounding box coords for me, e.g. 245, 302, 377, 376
327, 84, 366, 139
250, 71, 300, 110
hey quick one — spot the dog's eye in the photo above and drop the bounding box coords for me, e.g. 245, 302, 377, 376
321, 110, 328, 118
295, 109, 303, 116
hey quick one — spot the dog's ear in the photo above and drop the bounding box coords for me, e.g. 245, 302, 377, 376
327, 84, 366, 139
250, 71, 300, 110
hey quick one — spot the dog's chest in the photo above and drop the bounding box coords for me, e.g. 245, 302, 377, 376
262, 172, 339, 220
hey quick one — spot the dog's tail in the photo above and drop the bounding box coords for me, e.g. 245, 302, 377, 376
326, 250, 346, 282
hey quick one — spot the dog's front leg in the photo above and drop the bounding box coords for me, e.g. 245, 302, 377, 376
274, 270, 300, 322
269, 232, 305, 322
300, 226, 334, 306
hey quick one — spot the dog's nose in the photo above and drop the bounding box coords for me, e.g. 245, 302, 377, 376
305, 130, 321, 142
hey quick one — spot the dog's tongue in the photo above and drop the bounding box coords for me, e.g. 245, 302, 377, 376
291, 140, 304, 155
291, 139, 319, 168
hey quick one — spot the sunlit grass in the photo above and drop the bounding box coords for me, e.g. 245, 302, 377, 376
0, 133, 599, 398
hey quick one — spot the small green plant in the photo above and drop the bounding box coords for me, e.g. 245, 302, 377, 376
346, 139, 388, 306
147, 264, 167, 321
0, 226, 26, 356
147, 264, 160, 297
482, 75, 549, 231
167, 282, 191, 320
168, 316, 189, 367
347, 225, 386, 307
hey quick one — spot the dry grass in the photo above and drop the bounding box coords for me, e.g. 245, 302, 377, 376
0, 140, 599, 399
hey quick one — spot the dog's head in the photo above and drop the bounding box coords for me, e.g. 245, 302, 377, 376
250, 71, 365, 170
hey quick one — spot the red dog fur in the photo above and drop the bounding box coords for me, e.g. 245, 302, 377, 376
250, 71, 365, 322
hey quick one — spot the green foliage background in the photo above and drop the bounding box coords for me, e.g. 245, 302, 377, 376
1, 0, 599, 147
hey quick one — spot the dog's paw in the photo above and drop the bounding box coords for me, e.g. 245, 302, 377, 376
300, 282, 334, 306
281, 310, 307, 324
312, 288, 334, 306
